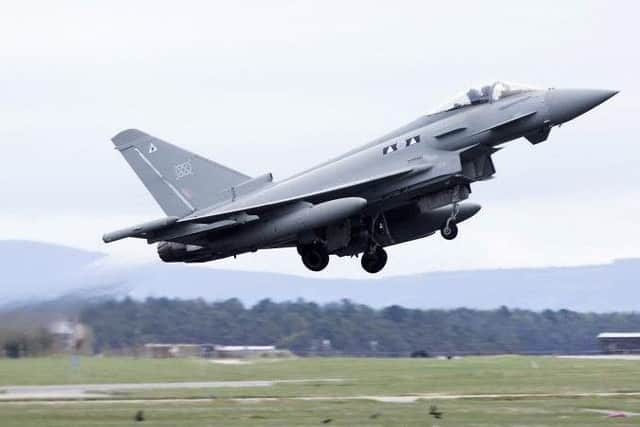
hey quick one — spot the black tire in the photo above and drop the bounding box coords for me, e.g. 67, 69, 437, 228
361, 247, 388, 274
301, 244, 329, 272
441, 221, 458, 240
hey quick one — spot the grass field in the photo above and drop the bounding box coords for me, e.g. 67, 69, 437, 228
3, 397, 640, 427
1, 356, 640, 426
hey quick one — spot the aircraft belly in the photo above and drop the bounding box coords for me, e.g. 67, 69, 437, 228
203, 197, 366, 256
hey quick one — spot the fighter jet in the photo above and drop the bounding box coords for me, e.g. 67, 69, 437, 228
103, 81, 617, 273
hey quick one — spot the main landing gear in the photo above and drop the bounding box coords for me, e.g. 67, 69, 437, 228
298, 243, 329, 272
297, 242, 388, 274
361, 246, 387, 274
298, 214, 391, 274
359, 214, 390, 274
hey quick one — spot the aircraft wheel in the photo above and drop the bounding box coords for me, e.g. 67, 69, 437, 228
361, 247, 387, 274
300, 244, 329, 272
441, 221, 458, 240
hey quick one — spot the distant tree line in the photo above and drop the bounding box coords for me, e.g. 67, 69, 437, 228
0, 328, 54, 358
79, 298, 640, 355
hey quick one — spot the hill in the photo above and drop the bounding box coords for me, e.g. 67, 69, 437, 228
1, 240, 638, 311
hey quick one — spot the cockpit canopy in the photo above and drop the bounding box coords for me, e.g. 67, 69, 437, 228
428, 81, 539, 115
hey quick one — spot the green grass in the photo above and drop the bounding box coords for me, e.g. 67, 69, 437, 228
2, 356, 640, 426
2, 356, 640, 396
1, 397, 640, 427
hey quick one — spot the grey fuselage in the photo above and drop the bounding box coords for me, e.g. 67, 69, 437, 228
245, 90, 550, 207
187, 89, 550, 259
106, 86, 617, 266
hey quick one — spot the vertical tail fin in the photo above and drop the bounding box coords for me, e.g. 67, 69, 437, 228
112, 129, 251, 217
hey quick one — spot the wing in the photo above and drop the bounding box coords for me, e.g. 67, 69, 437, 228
103, 165, 421, 243
178, 166, 422, 224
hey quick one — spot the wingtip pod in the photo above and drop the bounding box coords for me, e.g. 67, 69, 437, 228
102, 216, 179, 243
102, 229, 131, 244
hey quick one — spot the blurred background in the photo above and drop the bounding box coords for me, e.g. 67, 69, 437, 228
3, 5, 640, 426
0, 0, 638, 358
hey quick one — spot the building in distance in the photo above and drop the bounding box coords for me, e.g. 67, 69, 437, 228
597, 333, 640, 354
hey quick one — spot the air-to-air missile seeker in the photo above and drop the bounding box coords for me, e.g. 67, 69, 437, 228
103, 81, 617, 273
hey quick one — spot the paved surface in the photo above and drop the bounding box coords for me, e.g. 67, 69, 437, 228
3, 388, 640, 404
0, 379, 343, 400
556, 355, 640, 360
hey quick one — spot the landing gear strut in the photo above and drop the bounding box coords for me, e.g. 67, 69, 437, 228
440, 202, 459, 240
298, 243, 329, 272
361, 246, 387, 274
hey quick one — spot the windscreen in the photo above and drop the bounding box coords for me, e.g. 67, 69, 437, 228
428, 81, 538, 115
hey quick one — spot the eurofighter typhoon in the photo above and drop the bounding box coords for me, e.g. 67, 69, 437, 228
103, 82, 617, 273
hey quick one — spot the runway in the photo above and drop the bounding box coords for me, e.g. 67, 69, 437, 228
0, 379, 343, 400
2, 386, 640, 404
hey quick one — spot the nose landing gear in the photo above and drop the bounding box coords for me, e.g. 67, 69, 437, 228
440, 220, 458, 240
440, 202, 459, 240
361, 246, 388, 274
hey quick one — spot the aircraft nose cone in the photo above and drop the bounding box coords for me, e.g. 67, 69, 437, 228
546, 88, 618, 124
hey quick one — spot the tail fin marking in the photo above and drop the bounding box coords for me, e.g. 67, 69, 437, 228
112, 129, 251, 217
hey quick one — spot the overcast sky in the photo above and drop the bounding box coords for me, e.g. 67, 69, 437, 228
1, 1, 638, 278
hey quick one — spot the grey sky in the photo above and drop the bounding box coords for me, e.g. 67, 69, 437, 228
1, 0, 638, 278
